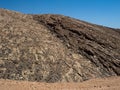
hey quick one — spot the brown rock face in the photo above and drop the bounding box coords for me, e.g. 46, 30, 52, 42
33, 14, 120, 75
0, 9, 120, 83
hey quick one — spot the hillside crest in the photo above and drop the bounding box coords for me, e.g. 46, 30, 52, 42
0, 9, 120, 82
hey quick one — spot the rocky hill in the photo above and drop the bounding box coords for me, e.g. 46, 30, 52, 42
0, 9, 120, 83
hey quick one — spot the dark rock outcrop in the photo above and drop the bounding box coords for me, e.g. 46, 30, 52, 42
33, 14, 120, 75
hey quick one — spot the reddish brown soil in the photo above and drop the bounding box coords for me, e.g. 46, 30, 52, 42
0, 76, 120, 90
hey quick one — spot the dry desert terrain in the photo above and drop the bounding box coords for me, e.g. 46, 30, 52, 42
0, 76, 120, 90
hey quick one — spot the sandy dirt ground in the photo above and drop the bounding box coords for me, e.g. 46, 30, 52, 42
0, 76, 120, 90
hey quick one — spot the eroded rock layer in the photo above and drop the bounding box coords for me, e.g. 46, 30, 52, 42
0, 9, 120, 82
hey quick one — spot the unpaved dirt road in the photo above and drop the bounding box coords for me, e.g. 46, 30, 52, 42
0, 76, 119, 90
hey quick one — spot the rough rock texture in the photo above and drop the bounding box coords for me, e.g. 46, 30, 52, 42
33, 14, 120, 76
0, 9, 120, 83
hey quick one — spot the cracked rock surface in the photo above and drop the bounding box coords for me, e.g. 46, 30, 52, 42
0, 9, 120, 83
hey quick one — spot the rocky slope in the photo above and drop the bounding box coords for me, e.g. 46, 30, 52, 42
0, 9, 120, 83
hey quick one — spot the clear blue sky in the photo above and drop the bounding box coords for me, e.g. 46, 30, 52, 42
0, 0, 120, 28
